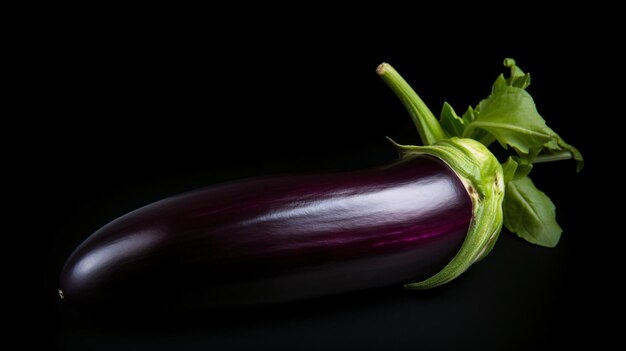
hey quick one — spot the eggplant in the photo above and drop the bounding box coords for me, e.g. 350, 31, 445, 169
60, 59, 579, 310
59, 154, 472, 309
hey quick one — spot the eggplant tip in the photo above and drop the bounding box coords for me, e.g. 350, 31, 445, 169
58, 289, 64, 300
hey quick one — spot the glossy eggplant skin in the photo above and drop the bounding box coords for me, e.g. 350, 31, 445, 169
59, 155, 472, 309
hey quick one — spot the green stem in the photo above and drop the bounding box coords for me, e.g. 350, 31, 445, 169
533, 151, 573, 163
377, 63, 447, 146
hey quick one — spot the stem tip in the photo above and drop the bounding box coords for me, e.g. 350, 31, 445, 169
376, 63, 389, 75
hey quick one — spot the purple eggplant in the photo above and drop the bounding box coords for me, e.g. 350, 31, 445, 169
58, 59, 580, 310
59, 155, 472, 309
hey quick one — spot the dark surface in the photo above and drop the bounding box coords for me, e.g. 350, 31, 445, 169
37, 15, 612, 351
59, 155, 471, 309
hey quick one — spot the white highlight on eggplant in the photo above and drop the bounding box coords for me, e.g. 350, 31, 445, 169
241, 177, 458, 232
71, 228, 165, 281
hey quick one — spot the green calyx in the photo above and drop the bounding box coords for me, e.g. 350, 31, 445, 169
377, 59, 582, 288
391, 138, 504, 289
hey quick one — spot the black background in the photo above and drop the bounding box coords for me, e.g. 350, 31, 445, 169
36, 12, 615, 350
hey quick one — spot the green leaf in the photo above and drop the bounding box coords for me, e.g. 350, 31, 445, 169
511, 74, 531, 90
503, 175, 562, 247
504, 156, 533, 179
464, 85, 554, 155
500, 59, 581, 169
461, 105, 494, 144
492, 74, 509, 93
461, 105, 478, 124
501, 157, 518, 184
460, 59, 583, 171
439, 102, 465, 137
515, 160, 533, 178
503, 58, 531, 89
